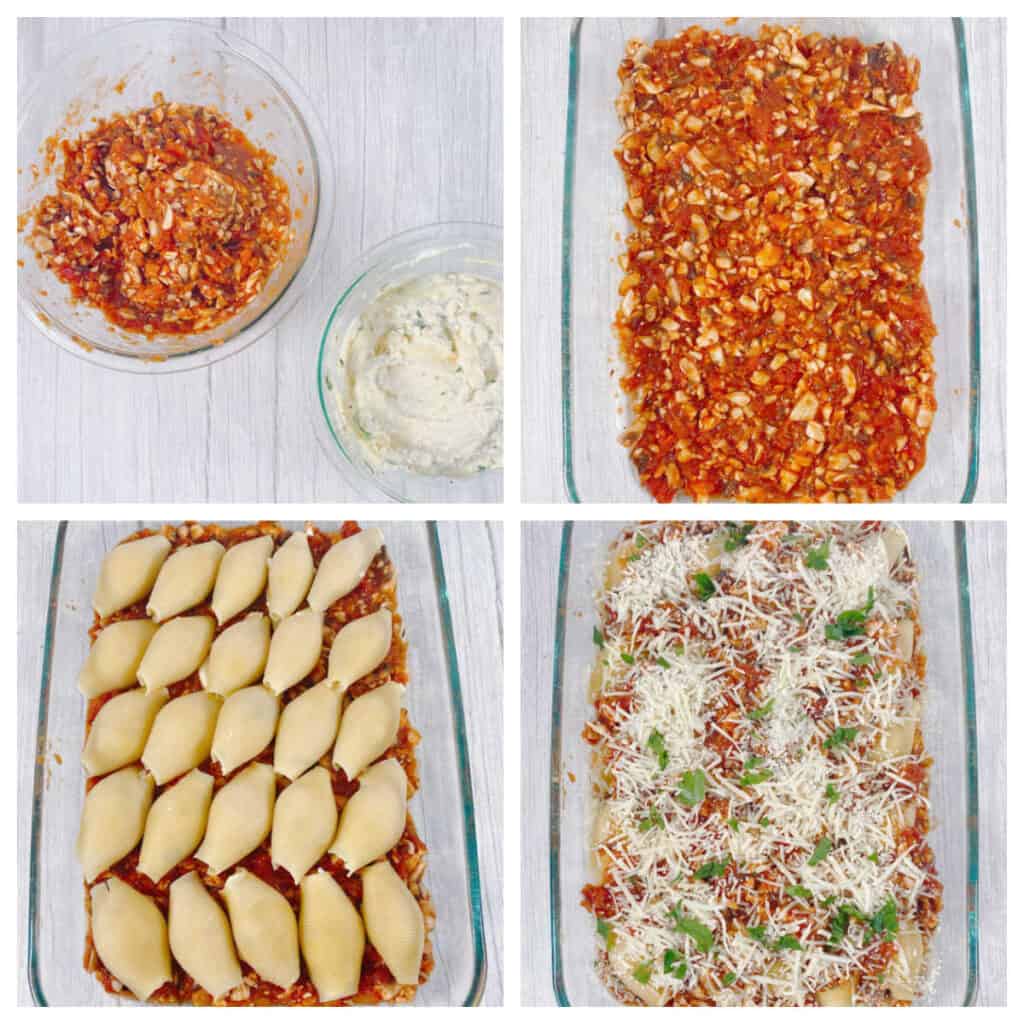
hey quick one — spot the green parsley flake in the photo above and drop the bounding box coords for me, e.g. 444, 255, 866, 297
825, 587, 876, 642
693, 572, 716, 601
632, 961, 653, 985
723, 523, 755, 551
638, 808, 665, 832
694, 856, 730, 880
823, 726, 858, 750
804, 538, 831, 571
668, 909, 715, 954
808, 836, 833, 866
663, 948, 688, 980
676, 769, 706, 806
646, 730, 669, 771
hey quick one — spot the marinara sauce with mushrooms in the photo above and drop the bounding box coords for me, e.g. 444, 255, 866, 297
29, 94, 292, 336
614, 26, 937, 503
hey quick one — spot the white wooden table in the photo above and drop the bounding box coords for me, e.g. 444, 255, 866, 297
520, 521, 1006, 1006
18, 18, 502, 503
16, 521, 504, 1006
521, 18, 1006, 503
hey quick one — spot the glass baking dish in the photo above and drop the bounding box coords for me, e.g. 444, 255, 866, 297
548, 520, 979, 1005
25, 521, 486, 1006
561, 18, 981, 503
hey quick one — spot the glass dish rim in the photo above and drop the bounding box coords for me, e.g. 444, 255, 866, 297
26, 520, 486, 1007
312, 220, 503, 503
546, 519, 980, 1006
17, 18, 336, 375
559, 16, 982, 504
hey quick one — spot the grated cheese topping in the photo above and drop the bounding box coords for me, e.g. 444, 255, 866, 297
584, 522, 942, 1007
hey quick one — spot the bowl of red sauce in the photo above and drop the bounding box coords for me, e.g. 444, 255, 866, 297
17, 20, 334, 372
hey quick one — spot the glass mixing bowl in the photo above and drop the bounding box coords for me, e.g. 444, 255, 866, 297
314, 222, 503, 503
17, 19, 334, 372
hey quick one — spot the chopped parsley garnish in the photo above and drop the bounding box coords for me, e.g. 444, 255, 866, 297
804, 538, 831, 571
828, 904, 868, 946
825, 783, 840, 804
638, 808, 665, 832
657, 656, 671, 669
676, 769, 706, 806
668, 909, 715, 954
721, 972, 737, 987
723, 522, 755, 551
727, 817, 740, 832
746, 925, 768, 944
747, 699, 775, 721
852, 650, 873, 666
828, 908, 852, 946
825, 587, 876, 641
823, 726, 858, 750
759, 816, 771, 828
592, 626, 604, 647
786, 884, 813, 901
775, 935, 803, 952
693, 572, 716, 601
738, 756, 774, 785
867, 897, 899, 941
647, 730, 669, 771
635, 534, 647, 548
620, 652, 635, 665
694, 856, 730, 880
663, 948, 688, 980
867, 851, 880, 864
632, 961, 653, 985
808, 836, 833, 866
596, 917, 615, 949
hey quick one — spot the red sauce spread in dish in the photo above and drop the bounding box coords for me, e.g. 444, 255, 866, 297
614, 26, 936, 502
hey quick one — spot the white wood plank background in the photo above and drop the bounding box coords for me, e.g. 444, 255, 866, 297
16, 520, 504, 1006
520, 521, 1006, 1006
521, 18, 1006, 503
17, 18, 502, 503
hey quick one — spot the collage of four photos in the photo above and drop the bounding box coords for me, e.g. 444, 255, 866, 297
16, 15, 1007, 1010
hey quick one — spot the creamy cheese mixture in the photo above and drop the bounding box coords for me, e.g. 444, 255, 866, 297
333, 273, 502, 476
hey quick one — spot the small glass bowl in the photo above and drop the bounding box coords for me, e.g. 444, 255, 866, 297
17, 19, 334, 373
314, 222, 503, 503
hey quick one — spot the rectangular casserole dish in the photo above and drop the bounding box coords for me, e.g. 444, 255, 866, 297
549, 520, 978, 1004
26, 521, 486, 1006
561, 18, 980, 503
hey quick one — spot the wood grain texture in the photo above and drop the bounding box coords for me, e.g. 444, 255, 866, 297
519, 520, 1006, 1006
18, 18, 502, 503
520, 18, 1006, 503
16, 520, 503, 1006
